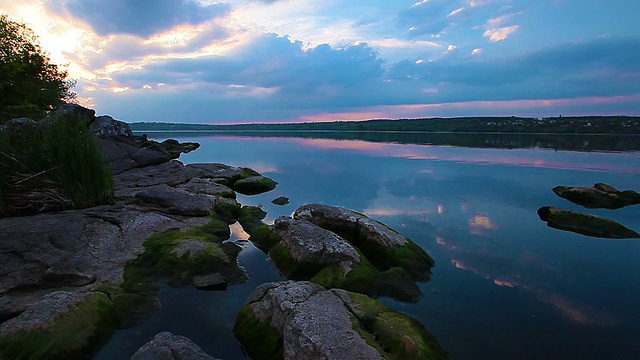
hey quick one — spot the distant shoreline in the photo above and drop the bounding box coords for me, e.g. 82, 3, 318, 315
129, 115, 640, 135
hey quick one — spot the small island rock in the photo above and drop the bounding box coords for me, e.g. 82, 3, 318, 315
553, 183, 640, 210
538, 206, 640, 238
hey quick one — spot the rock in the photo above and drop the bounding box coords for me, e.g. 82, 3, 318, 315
98, 136, 170, 175
0, 206, 183, 318
46, 103, 96, 122
234, 281, 448, 360
250, 204, 434, 302
294, 204, 434, 280
131, 332, 218, 360
177, 178, 235, 199
232, 176, 278, 195
192, 273, 226, 290
538, 206, 640, 238
135, 184, 215, 216
271, 196, 290, 206
0, 291, 115, 359
553, 183, 640, 209
295, 204, 407, 247
2, 117, 36, 132
160, 139, 200, 159
91, 115, 134, 137
268, 217, 360, 278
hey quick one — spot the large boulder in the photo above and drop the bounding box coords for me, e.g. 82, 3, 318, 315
0, 291, 115, 360
553, 183, 640, 210
91, 115, 134, 137
131, 332, 219, 360
233, 281, 448, 360
250, 204, 434, 302
267, 217, 361, 278
538, 206, 640, 238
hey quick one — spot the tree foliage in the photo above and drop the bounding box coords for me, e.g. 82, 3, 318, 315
0, 14, 76, 123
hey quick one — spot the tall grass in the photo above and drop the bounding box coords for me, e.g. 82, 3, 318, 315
0, 114, 114, 217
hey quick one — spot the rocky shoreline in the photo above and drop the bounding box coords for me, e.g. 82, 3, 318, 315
0, 105, 447, 359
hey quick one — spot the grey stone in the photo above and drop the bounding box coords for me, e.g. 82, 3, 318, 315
91, 115, 134, 137
538, 206, 640, 238
244, 281, 382, 360
273, 217, 360, 265
271, 196, 290, 206
131, 332, 218, 360
295, 204, 408, 247
553, 183, 640, 210
170, 240, 208, 258
135, 184, 214, 216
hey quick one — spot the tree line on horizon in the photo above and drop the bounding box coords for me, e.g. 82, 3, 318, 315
129, 115, 640, 134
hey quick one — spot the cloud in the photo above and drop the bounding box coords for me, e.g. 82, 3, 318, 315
54, 0, 231, 37
107, 33, 385, 95
388, 37, 640, 101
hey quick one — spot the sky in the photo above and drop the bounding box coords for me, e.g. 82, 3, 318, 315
1, 0, 639, 124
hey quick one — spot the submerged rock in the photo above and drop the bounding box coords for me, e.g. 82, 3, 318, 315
233, 280, 448, 360
250, 204, 434, 302
192, 273, 227, 291
131, 331, 219, 360
553, 183, 640, 210
537, 206, 640, 239
271, 196, 290, 206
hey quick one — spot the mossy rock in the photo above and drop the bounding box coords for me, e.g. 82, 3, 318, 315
214, 198, 242, 220
0, 292, 116, 360
237, 205, 268, 234
310, 254, 422, 302
344, 291, 448, 360
232, 169, 278, 195
538, 206, 640, 238
233, 305, 283, 360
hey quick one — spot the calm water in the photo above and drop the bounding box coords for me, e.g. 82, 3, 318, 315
95, 132, 640, 360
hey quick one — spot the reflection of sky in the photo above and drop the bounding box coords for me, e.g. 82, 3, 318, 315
171, 133, 640, 360
295, 137, 640, 174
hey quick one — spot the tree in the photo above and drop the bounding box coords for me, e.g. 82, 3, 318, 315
0, 14, 76, 123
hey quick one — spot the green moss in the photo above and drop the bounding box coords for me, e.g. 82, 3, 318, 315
250, 225, 282, 252
268, 243, 324, 280
200, 217, 232, 240
233, 305, 283, 360
238, 205, 267, 234
232, 176, 278, 195
0, 293, 115, 360
239, 167, 261, 178
215, 200, 242, 220
346, 292, 448, 360
311, 256, 422, 302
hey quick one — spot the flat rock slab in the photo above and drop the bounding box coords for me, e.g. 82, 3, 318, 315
553, 183, 640, 210
135, 185, 214, 216
131, 332, 219, 360
538, 206, 640, 238
273, 217, 361, 265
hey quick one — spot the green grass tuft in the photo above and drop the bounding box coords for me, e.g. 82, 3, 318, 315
0, 114, 113, 217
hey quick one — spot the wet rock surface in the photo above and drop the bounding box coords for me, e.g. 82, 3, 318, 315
131, 332, 219, 360
250, 204, 435, 302
538, 206, 640, 238
553, 183, 640, 210
0, 106, 278, 358
234, 280, 448, 360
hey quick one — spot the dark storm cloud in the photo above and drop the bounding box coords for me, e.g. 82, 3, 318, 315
57, 0, 231, 36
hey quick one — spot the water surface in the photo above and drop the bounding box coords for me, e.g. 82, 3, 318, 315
96, 133, 640, 360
